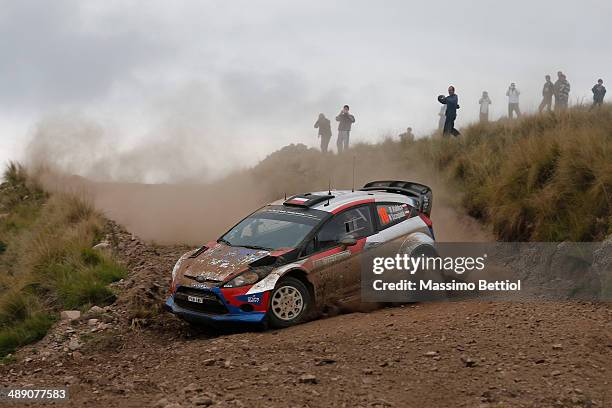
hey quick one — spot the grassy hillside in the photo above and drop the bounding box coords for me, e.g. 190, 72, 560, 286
424, 106, 612, 241
244, 105, 611, 242
0, 163, 126, 357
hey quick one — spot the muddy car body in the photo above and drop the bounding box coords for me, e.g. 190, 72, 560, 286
165, 180, 435, 328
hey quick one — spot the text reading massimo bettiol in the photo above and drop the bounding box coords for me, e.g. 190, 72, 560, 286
370, 253, 521, 292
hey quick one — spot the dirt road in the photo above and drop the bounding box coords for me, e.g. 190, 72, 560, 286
1, 223, 610, 408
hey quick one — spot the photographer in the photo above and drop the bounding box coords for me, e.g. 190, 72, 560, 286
335, 105, 356, 153
506, 83, 521, 119
438, 86, 460, 137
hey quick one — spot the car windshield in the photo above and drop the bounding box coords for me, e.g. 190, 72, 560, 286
219, 207, 324, 250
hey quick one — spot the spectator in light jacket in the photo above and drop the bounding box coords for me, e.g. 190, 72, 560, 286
479, 91, 492, 123
506, 83, 521, 119
438, 105, 446, 134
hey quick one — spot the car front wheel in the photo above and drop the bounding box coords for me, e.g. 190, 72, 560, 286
268, 277, 310, 328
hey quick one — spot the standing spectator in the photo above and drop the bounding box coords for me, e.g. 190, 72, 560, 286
335, 105, 355, 153
437, 86, 460, 137
554, 71, 571, 111
506, 83, 521, 119
590, 79, 606, 110
314, 113, 332, 153
539, 75, 555, 113
399, 127, 415, 142
478, 91, 492, 123
438, 105, 446, 135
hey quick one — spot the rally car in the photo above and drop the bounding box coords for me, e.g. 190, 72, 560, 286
165, 180, 435, 328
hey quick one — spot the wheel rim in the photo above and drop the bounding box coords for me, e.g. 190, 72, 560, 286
271, 285, 304, 321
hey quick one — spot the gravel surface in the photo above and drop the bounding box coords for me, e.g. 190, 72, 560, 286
1, 222, 610, 408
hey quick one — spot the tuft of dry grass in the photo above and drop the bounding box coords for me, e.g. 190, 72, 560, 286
0, 165, 126, 356
424, 105, 612, 241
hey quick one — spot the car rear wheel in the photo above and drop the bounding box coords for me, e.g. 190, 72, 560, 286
268, 277, 310, 328
400, 243, 448, 302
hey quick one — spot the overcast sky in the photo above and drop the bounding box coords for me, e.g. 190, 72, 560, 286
1, 0, 611, 182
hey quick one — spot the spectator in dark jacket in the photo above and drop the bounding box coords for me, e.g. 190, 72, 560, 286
335, 105, 355, 153
554, 71, 571, 111
438, 86, 460, 137
399, 127, 415, 142
539, 75, 555, 113
590, 79, 606, 110
314, 113, 332, 153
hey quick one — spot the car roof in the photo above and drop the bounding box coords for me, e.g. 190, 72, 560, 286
270, 190, 417, 213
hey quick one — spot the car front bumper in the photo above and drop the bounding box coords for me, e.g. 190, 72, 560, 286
164, 294, 267, 324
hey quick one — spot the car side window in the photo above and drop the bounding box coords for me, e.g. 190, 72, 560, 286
317, 206, 374, 251
300, 238, 316, 257
376, 203, 411, 229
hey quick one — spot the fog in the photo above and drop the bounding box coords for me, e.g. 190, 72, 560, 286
1, 0, 611, 182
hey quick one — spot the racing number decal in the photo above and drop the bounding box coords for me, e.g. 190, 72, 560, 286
377, 203, 409, 227
378, 207, 390, 225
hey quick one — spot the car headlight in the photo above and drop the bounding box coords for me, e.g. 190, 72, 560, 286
224, 270, 260, 288
171, 261, 181, 281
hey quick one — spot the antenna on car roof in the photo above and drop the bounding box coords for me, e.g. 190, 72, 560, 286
351, 155, 356, 192
324, 179, 332, 206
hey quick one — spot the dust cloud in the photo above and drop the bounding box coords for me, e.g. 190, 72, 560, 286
25, 114, 238, 184
27, 117, 491, 244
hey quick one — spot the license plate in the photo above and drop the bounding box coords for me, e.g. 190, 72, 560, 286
187, 295, 204, 304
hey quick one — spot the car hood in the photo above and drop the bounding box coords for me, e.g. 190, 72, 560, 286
177, 242, 272, 284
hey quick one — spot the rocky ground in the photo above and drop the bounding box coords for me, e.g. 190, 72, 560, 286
1, 222, 610, 408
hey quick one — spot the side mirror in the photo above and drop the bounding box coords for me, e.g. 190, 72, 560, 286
339, 236, 357, 247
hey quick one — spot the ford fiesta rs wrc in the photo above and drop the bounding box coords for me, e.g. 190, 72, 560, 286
165, 180, 435, 328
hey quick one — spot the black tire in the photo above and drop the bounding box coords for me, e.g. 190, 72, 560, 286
267, 276, 311, 328
401, 243, 448, 302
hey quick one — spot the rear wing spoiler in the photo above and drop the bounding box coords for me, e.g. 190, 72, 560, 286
360, 180, 433, 216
